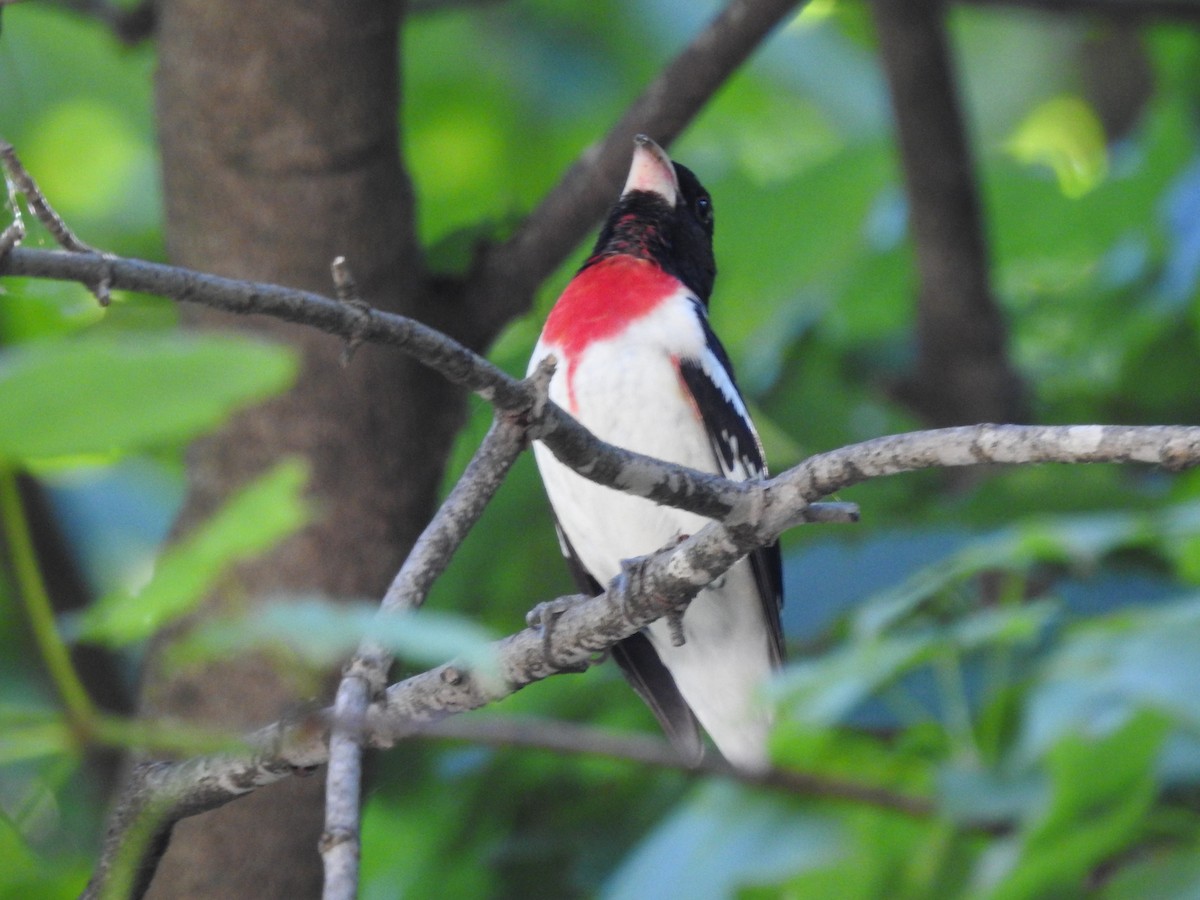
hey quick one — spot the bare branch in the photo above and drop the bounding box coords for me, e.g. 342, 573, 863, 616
329, 256, 371, 367
380, 400, 544, 618
872, 0, 1025, 427
81, 711, 330, 900
321, 409, 531, 898
2, 248, 868, 536
0, 170, 24, 261
460, 0, 805, 345
1, 143, 115, 305
416, 716, 935, 818
80, 419, 1200, 896
320, 675, 367, 900
0, 247, 769, 523
9, 182, 1199, 896
6, 250, 1194, 561
0, 141, 96, 255
783, 424, 1200, 502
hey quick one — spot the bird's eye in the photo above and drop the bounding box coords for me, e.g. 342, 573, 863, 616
694, 194, 713, 225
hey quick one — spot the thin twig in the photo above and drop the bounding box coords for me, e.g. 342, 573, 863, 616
329, 256, 371, 367
416, 715, 935, 817
0, 142, 116, 305
320, 410, 531, 899
320, 675, 369, 900
0, 141, 96, 254
0, 183, 24, 262
79, 419, 1200, 896
0, 247, 823, 527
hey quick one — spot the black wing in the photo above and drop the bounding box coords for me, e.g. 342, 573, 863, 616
677, 309, 785, 666
551, 519, 705, 764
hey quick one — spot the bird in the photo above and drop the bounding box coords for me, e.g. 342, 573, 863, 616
527, 134, 783, 770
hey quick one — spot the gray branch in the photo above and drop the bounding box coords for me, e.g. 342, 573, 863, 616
321, 408, 532, 900
416, 715, 936, 817
0, 246, 813, 525
9, 228, 1200, 899
80, 422, 1200, 897
9, 161, 1200, 896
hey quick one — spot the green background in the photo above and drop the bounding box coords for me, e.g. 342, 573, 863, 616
5, 1, 1200, 896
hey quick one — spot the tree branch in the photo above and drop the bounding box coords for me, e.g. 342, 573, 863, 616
872, 0, 1025, 428
80, 421, 1200, 896
9, 161, 1200, 896
459, 0, 805, 346
1, 141, 97, 255
416, 715, 936, 818
321, 409, 532, 899
0, 246, 814, 526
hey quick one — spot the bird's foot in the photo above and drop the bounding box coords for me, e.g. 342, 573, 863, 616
616, 555, 651, 628
666, 607, 687, 648
526, 595, 592, 673
618, 553, 689, 648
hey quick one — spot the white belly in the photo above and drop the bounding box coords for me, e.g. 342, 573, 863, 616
534, 336, 716, 581
530, 308, 776, 768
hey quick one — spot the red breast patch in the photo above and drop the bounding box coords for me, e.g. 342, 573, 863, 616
543, 256, 680, 411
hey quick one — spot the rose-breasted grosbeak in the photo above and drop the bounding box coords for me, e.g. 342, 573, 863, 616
528, 135, 783, 770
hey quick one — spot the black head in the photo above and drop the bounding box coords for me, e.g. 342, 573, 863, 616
584, 135, 717, 304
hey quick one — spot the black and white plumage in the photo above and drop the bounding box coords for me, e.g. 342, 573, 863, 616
528, 135, 783, 770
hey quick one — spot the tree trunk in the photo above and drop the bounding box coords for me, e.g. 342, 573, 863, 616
141, 1, 465, 895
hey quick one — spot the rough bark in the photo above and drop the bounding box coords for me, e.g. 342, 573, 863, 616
140, 1, 465, 895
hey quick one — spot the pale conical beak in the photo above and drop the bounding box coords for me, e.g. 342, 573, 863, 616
621, 134, 679, 207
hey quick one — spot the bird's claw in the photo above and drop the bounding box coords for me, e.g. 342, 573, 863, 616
618, 553, 688, 647
666, 608, 687, 648
616, 556, 650, 628
526, 596, 592, 673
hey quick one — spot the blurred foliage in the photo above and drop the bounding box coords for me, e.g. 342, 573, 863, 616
4, 0, 1200, 897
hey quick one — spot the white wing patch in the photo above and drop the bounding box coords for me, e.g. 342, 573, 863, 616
679, 299, 768, 484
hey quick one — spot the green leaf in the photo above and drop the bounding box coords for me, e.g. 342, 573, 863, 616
1101, 843, 1200, 900
171, 595, 499, 675
1020, 595, 1200, 761
0, 813, 39, 880
361, 776, 501, 900
1007, 95, 1109, 198
773, 632, 936, 727
770, 723, 934, 798
852, 511, 1156, 640
75, 459, 310, 645
781, 810, 956, 900
980, 711, 1168, 900
0, 331, 298, 462
0, 278, 106, 344
938, 764, 1042, 827
946, 602, 1058, 654
602, 781, 844, 900
0, 716, 73, 764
